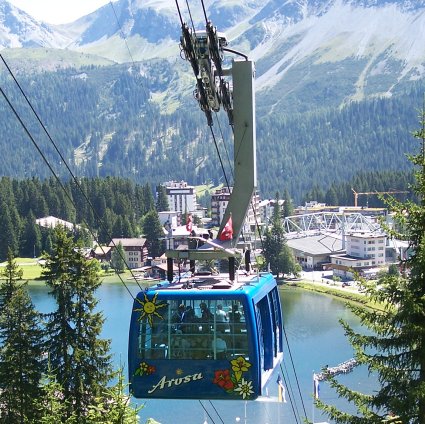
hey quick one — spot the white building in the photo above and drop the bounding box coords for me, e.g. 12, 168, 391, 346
330, 232, 386, 279
211, 186, 232, 226
165, 181, 197, 214
211, 187, 260, 236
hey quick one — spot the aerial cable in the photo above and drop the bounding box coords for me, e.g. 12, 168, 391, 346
207, 400, 225, 424
0, 86, 139, 300
200, 0, 208, 23
184, 0, 197, 34
0, 54, 144, 297
175, 0, 184, 25
279, 362, 303, 424
209, 126, 231, 191
213, 112, 234, 180
280, 356, 303, 422
282, 323, 308, 419
198, 400, 217, 424
108, 1, 168, 145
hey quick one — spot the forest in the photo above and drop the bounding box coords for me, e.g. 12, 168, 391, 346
0, 60, 424, 205
0, 167, 414, 261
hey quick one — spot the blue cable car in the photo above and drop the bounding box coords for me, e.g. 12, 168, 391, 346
128, 263, 283, 400
128, 22, 284, 400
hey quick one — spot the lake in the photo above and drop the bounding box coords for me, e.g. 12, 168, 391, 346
28, 282, 378, 424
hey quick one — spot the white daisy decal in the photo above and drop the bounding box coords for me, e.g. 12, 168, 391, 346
234, 378, 254, 399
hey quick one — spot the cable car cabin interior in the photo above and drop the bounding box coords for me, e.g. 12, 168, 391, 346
129, 255, 284, 401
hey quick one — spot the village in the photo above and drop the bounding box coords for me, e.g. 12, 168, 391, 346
34, 180, 409, 284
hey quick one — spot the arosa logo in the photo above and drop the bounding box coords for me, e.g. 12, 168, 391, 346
148, 372, 204, 394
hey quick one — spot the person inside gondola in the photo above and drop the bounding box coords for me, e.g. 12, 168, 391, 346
228, 304, 242, 329
172, 304, 186, 333
215, 304, 228, 333
212, 330, 227, 359
199, 302, 214, 327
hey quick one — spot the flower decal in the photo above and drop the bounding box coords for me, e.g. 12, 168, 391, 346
234, 378, 254, 399
231, 356, 252, 381
134, 361, 156, 377
134, 293, 167, 326
213, 369, 234, 391
212, 358, 253, 399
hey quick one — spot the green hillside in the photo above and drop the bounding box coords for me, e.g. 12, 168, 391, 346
0, 56, 423, 203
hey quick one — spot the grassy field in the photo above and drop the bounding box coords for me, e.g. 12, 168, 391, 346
287, 281, 387, 311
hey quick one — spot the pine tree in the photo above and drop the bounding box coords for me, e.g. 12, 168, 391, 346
155, 184, 169, 212
111, 241, 126, 273
315, 109, 425, 423
0, 203, 20, 260
42, 227, 112, 421
0, 250, 45, 423
86, 368, 142, 423
142, 210, 164, 259
282, 188, 294, 217
20, 211, 42, 258
262, 195, 292, 278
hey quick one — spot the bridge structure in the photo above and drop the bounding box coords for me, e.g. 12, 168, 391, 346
283, 211, 383, 239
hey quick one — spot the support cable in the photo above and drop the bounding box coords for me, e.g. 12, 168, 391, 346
209, 126, 231, 191
0, 86, 139, 300
198, 400, 217, 424
0, 55, 144, 297
279, 362, 302, 424
208, 400, 225, 424
282, 323, 308, 419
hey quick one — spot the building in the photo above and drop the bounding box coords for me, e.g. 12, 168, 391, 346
211, 186, 231, 226
165, 181, 197, 215
108, 238, 148, 269
36, 216, 81, 231
330, 232, 386, 279
211, 186, 261, 235
259, 199, 285, 225
287, 234, 344, 270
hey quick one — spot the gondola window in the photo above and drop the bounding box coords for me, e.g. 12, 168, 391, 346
137, 299, 249, 360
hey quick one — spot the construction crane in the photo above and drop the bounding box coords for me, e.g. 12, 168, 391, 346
351, 188, 408, 207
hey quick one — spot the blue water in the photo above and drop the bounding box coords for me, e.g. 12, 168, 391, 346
29, 283, 378, 424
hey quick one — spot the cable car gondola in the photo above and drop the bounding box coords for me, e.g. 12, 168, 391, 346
128, 255, 283, 400
129, 15, 284, 401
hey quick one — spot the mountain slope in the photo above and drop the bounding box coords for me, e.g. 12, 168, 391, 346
0, 0, 425, 202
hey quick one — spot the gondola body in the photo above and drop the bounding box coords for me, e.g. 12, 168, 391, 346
128, 272, 283, 400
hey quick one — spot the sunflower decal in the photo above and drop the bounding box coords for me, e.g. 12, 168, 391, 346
134, 293, 167, 326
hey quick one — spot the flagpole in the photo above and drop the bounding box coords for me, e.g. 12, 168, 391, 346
312, 371, 315, 424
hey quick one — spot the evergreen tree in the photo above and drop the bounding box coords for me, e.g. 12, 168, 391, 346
0, 250, 45, 423
111, 241, 126, 273
282, 188, 294, 217
142, 210, 164, 259
38, 363, 76, 424
0, 203, 20, 260
20, 211, 42, 258
42, 227, 112, 421
262, 196, 292, 278
86, 368, 142, 423
156, 184, 169, 212
315, 109, 425, 423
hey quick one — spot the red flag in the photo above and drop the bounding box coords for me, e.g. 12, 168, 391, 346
186, 214, 193, 232
219, 215, 233, 241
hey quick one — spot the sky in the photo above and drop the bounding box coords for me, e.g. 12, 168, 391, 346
8, 0, 111, 24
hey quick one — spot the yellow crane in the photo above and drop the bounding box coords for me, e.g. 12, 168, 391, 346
351, 188, 408, 207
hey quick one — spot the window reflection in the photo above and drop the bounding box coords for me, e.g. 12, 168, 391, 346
138, 299, 249, 360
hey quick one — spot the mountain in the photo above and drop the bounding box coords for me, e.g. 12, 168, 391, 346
0, 0, 424, 202
0, 0, 70, 48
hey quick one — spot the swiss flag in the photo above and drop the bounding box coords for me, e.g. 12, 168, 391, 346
219, 215, 233, 241
186, 214, 193, 232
